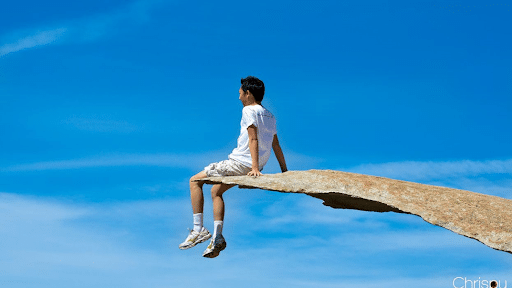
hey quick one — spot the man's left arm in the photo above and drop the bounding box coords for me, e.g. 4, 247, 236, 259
247, 124, 262, 177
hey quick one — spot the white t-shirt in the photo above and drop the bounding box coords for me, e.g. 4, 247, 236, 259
229, 105, 277, 169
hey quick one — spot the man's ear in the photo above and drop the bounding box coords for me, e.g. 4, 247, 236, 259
246, 90, 255, 100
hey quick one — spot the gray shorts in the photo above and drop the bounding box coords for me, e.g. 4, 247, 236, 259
204, 159, 253, 177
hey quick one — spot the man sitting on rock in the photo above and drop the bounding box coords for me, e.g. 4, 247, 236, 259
179, 76, 288, 258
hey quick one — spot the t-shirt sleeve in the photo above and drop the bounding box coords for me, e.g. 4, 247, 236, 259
241, 107, 257, 129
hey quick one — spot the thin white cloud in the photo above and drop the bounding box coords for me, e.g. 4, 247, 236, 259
0, 193, 192, 287
347, 159, 512, 181
343, 159, 512, 198
0, 0, 162, 57
63, 116, 141, 133
0, 153, 225, 172
1, 187, 510, 288
0, 28, 67, 56
0, 148, 317, 173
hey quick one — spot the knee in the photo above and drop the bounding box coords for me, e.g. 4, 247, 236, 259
189, 176, 204, 189
211, 188, 223, 199
190, 172, 206, 184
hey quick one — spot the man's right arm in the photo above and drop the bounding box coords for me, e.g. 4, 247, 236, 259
272, 134, 288, 173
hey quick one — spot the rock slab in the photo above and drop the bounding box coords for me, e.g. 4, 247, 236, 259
199, 169, 512, 254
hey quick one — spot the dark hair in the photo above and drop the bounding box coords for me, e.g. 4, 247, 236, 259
491, 281, 498, 288
241, 76, 265, 102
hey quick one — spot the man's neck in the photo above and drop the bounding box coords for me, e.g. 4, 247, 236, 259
243, 102, 261, 107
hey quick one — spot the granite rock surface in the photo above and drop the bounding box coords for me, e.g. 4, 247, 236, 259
199, 169, 512, 254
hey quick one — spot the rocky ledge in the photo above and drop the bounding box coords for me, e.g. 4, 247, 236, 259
199, 169, 512, 254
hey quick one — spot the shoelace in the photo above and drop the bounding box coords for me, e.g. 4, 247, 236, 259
186, 228, 200, 240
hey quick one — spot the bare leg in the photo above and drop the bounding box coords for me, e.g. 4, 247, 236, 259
211, 183, 235, 221
189, 171, 208, 214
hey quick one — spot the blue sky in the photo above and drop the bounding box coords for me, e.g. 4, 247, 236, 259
1, 0, 511, 287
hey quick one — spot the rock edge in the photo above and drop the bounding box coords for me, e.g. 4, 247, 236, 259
198, 169, 512, 254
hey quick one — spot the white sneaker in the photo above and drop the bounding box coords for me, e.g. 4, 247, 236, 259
179, 227, 212, 250
202, 234, 227, 258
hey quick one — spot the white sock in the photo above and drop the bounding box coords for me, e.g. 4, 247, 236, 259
193, 213, 203, 232
213, 220, 223, 238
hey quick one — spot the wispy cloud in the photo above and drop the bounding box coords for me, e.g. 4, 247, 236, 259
0, 0, 161, 57
0, 149, 319, 174
343, 158, 512, 197
0, 28, 68, 56
0, 192, 192, 287
347, 159, 512, 181
0, 152, 226, 172
63, 116, 141, 133
2, 192, 509, 288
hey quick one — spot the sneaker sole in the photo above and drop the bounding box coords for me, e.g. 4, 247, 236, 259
179, 233, 212, 250
202, 241, 227, 258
